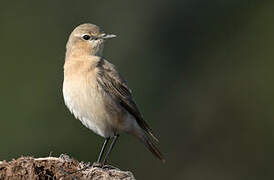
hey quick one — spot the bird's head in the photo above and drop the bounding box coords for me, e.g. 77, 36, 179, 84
66, 23, 116, 57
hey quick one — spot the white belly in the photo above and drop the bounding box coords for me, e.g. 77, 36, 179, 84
63, 77, 115, 138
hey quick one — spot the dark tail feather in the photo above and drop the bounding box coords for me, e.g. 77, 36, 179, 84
135, 131, 165, 163
144, 136, 165, 163
138, 118, 159, 143
147, 130, 159, 143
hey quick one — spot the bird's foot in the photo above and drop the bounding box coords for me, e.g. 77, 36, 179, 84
92, 162, 103, 168
92, 162, 116, 170
102, 164, 116, 170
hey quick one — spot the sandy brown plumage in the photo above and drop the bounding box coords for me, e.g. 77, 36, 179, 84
63, 23, 165, 163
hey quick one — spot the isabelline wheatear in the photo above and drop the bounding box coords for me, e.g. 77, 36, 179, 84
63, 23, 165, 165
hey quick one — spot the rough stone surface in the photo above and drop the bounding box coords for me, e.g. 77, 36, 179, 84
0, 154, 135, 180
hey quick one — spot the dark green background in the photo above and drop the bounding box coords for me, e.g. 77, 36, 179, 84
0, 0, 273, 179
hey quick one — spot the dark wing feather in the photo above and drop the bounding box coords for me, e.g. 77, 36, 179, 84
96, 59, 158, 142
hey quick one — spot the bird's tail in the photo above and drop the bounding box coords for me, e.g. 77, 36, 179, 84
132, 129, 165, 163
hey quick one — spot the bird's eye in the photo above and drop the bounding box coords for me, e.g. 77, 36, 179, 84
82, 35, 91, 40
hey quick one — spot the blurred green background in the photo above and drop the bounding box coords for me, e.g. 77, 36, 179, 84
0, 0, 273, 179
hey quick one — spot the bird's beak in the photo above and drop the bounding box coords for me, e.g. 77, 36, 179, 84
102, 34, 117, 39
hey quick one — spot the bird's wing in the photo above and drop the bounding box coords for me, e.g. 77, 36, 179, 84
96, 59, 158, 142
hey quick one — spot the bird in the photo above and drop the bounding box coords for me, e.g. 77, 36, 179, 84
63, 23, 165, 165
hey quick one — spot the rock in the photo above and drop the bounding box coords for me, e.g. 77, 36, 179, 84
0, 155, 135, 180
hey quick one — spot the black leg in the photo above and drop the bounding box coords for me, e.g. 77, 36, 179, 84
102, 134, 119, 165
97, 137, 110, 163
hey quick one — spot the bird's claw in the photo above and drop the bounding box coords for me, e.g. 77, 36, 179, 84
92, 162, 103, 168
102, 164, 116, 170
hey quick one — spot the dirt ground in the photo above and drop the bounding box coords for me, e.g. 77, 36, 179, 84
0, 154, 135, 180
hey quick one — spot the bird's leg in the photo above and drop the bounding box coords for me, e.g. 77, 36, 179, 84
93, 137, 110, 168
97, 137, 110, 163
102, 134, 119, 166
